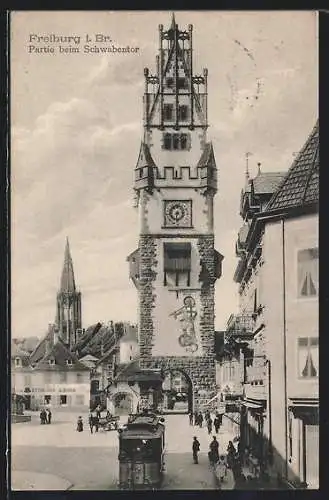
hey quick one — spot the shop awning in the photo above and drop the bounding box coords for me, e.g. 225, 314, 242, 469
202, 393, 221, 406
240, 400, 263, 409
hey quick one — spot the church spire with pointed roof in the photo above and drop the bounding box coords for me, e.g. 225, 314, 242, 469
56, 238, 82, 349
60, 237, 76, 292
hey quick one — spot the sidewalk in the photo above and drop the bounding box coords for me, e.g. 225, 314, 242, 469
186, 416, 237, 490
12, 471, 72, 491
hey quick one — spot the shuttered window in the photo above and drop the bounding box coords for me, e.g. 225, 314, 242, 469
164, 243, 191, 272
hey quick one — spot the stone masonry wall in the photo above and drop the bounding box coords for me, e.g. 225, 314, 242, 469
138, 235, 157, 358
139, 233, 217, 410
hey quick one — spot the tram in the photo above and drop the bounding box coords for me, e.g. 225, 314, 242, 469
118, 410, 166, 490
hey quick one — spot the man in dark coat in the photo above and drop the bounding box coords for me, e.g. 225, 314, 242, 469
209, 436, 219, 464
189, 411, 193, 425
214, 415, 220, 433
192, 436, 200, 464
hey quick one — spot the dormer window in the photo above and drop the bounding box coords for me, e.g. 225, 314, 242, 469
15, 357, 21, 367
49, 358, 55, 365
66, 359, 73, 366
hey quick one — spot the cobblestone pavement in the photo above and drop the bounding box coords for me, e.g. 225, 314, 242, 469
11, 411, 236, 490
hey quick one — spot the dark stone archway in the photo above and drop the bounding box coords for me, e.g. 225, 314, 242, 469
161, 368, 193, 414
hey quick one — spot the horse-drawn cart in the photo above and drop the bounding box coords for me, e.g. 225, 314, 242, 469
98, 413, 120, 431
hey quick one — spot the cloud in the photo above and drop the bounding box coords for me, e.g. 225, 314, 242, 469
11, 12, 317, 338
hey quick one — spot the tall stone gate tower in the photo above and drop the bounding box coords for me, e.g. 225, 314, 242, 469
128, 15, 223, 410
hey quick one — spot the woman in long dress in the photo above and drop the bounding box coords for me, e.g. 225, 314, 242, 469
216, 455, 227, 483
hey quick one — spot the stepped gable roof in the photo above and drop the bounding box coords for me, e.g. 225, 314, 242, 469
197, 142, 216, 168
246, 171, 286, 195
34, 338, 89, 371
266, 120, 319, 212
136, 142, 156, 169
60, 237, 76, 293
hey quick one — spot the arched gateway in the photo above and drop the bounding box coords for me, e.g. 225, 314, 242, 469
127, 15, 223, 412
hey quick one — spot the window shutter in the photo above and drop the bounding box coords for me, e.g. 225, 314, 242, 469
164, 243, 191, 272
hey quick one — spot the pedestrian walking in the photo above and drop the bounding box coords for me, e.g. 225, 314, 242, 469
214, 415, 220, 434
198, 412, 203, 428
194, 412, 199, 426
40, 408, 47, 425
192, 436, 200, 464
76, 416, 83, 432
209, 436, 220, 465
216, 454, 228, 483
46, 408, 52, 424
88, 413, 94, 434
227, 440, 236, 469
218, 413, 223, 427
189, 411, 193, 425
207, 417, 213, 435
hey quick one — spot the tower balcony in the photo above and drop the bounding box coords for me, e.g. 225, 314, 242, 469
226, 312, 255, 343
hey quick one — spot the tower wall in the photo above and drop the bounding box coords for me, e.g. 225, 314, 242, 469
131, 17, 222, 410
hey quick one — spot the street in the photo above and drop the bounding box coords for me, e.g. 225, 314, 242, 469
11, 412, 236, 490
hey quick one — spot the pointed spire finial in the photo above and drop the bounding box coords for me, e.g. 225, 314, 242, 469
257, 162, 261, 175
245, 152, 252, 184
171, 12, 176, 29
60, 237, 76, 292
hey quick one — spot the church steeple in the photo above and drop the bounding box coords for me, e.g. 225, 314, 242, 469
60, 237, 76, 292
56, 238, 82, 349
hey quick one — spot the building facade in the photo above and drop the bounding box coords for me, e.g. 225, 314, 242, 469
233, 121, 319, 488
13, 325, 90, 411
127, 14, 223, 412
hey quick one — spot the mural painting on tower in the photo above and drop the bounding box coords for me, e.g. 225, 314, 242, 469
169, 295, 199, 354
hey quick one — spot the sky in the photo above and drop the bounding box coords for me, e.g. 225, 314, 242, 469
11, 11, 318, 339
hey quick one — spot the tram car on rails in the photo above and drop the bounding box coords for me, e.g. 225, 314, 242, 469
118, 410, 165, 490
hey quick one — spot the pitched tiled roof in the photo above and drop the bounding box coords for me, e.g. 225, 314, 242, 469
29, 329, 53, 364
266, 121, 319, 212
72, 322, 102, 353
135, 142, 156, 169
197, 142, 216, 168
34, 339, 89, 371
246, 172, 286, 195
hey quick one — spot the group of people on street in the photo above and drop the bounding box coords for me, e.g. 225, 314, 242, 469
77, 406, 115, 434
189, 410, 223, 434
190, 409, 245, 486
40, 408, 52, 425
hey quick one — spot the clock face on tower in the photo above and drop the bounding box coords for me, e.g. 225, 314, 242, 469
164, 200, 192, 227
